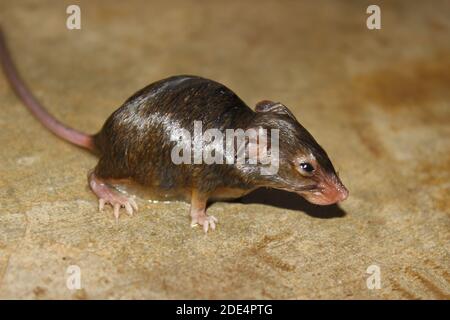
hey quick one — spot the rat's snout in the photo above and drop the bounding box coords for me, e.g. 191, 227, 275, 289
332, 181, 349, 202
299, 174, 349, 206
318, 175, 349, 204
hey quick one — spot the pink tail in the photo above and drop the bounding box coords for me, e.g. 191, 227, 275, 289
0, 27, 94, 151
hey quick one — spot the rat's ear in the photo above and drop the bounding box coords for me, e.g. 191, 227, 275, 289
255, 100, 296, 120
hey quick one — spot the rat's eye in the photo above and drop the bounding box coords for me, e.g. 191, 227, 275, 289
299, 162, 315, 176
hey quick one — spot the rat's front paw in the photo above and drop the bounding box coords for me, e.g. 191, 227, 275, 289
191, 215, 218, 233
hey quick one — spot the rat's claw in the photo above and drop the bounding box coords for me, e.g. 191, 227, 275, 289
206, 216, 217, 232
190, 218, 198, 227
99, 199, 105, 211
113, 204, 120, 221
129, 198, 138, 212
125, 202, 133, 216
202, 216, 217, 233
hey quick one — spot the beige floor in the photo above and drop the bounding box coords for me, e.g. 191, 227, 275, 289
0, 0, 449, 299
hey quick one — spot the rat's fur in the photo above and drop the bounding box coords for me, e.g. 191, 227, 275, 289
93, 75, 340, 197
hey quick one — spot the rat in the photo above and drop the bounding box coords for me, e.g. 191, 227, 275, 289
0, 27, 348, 233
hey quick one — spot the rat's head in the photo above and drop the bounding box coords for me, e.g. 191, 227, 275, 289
246, 100, 348, 205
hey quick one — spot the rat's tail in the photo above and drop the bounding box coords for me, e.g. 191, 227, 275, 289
0, 27, 95, 151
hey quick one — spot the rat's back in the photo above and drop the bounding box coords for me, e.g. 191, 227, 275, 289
97, 75, 254, 142
137, 75, 253, 127
93, 75, 255, 186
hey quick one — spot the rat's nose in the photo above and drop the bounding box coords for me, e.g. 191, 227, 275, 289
325, 179, 348, 203
332, 178, 349, 202
311, 180, 348, 205
338, 185, 349, 202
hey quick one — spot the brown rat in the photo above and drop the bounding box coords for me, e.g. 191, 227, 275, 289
0, 28, 348, 233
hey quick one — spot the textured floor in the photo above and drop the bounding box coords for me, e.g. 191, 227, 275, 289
0, 0, 449, 299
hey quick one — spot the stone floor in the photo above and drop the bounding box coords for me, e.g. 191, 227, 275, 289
0, 0, 449, 299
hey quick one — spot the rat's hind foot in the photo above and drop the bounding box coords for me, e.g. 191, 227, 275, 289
88, 172, 138, 221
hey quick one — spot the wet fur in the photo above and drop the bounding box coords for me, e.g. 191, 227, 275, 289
94, 75, 257, 195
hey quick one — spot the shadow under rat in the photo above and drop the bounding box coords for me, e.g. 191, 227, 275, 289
224, 188, 347, 219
